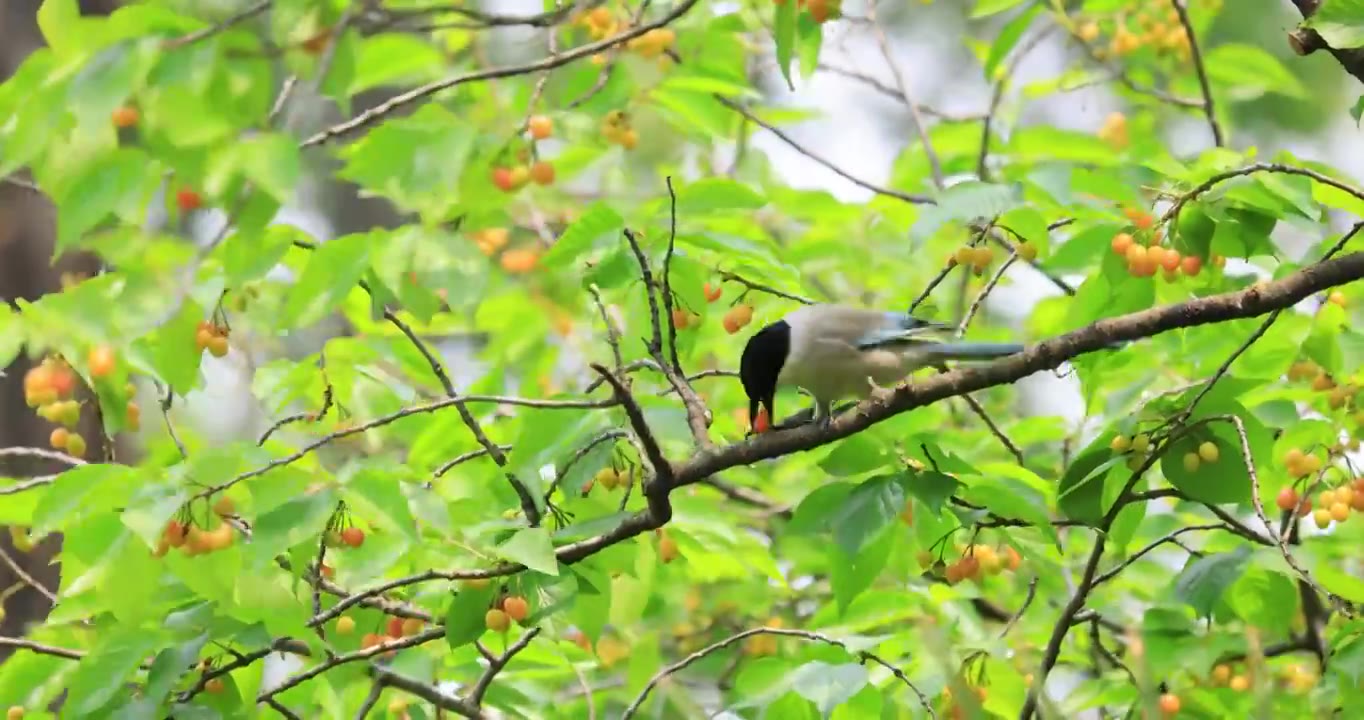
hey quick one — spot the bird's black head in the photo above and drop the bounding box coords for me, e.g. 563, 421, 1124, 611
739, 320, 790, 433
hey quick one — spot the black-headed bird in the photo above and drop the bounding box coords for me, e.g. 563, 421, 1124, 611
738, 304, 1025, 431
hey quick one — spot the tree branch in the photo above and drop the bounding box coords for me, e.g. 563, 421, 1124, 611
301, 0, 702, 147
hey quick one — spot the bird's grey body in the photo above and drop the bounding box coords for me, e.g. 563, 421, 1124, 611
739, 304, 1026, 428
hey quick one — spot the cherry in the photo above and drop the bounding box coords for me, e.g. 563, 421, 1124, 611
65, 432, 87, 458
341, 527, 365, 548
703, 282, 723, 302
88, 345, 116, 378
111, 106, 138, 128
529, 161, 555, 185
499, 248, 540, 274
336, 616, 355, 634
659, 535, 679, 563
385, 616, 404, 638
528, 115, 553, 139
723, 304, 754, 334
211, 495, 235, 517
1275, 486, 1299, 512
486, 608, 510, 632
503, 595, 530, 622
491, 167, 515, 192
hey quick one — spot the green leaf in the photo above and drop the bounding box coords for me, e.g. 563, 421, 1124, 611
52, 149, 153, 253
216, 223, 299, 286
1307, 0, 1364, 49
137, 299, 205, 392
0, 304, 22, 371
1352, 95, 1364, 126
962, 471, 1060, 548
282, 233, 373, 327
248, 488, 338, 564
900, 469, 961, 514
343, 463, 419, 542
144, 633, 210, 704
445, 583, 499, 649
674, 177, 767, 214
1202, 44, 1308, 100
37, 0, 84, 56
773, 1, 798, 91
541, 203, 623, 267
66, 626, 161, 716
350, 34, 446, 95
1174, 545, 1252, 619
225, 132, 301, 203
1057, 445, 1122, 525
827, 475, 906, 557
830, 525, 892, 613
32, 464, 138, 535
818, 433, 892, 476
1159, 433, 1247, 505
337, 104, 477, 213
972, 0, 1032, 17
497, 528, 560, 576
910, 181, 1023, 240
984, 4, 1040, 79
791, 661, 869, 715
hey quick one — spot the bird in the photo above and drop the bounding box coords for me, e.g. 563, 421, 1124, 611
738, 304, 1027, 431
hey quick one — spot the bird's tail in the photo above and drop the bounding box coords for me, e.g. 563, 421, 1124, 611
920, 341, 1026, 360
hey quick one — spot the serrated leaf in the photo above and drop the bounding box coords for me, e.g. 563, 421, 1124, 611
899, 469, 960, 514
1174, 546, 1251, 619
910, 181, 1022, 240
541, 203, 623, 266
497, 528, 559, 576
53, 148, 152, 253
1203, 44, 1308, 100
31, 464, 138, 535
828, 475, 906, 557
674, 177, 766, 214
791, 661, 869, 714
282, 232, 373, 327
248, 488, 338, 563
445, 584, 498, 649
66, 626, 161, 716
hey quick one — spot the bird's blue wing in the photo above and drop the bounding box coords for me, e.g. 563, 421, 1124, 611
853, 312, 951, 350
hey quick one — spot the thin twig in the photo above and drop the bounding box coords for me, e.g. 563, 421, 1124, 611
999, 576, 1038, 638
469, 627, 542, 705
302, 0, 702, 147
380, 307, 541, 526
1178, 221, 1363, 422
716, 269, 814, 305
163, 0, 271, 49
622, 225, 712, 447
867, 0, 943, 189
1170, 0, 1223, 147
0, 546, 57, 603
1220, 413, 1343, 611
713, 95, 933, 205
355, 681, 385, 720
621, 626, 935, 719
1092, 523, 1233, 586
587, 284, 624, 375
0, 636, 85, 660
